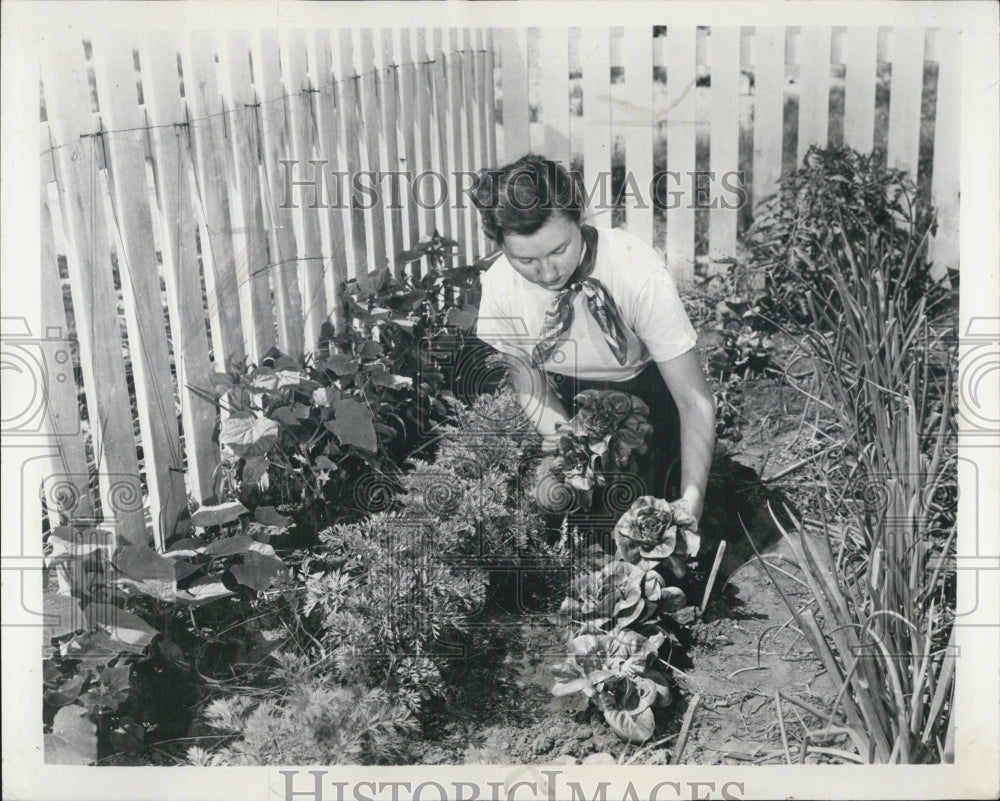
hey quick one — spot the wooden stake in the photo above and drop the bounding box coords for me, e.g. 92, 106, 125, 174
700, 539, 727, 615
671, 692, 701, 765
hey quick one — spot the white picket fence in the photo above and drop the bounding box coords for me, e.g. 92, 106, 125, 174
496, 25, 959, 284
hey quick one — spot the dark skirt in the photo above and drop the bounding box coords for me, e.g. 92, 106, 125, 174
546, 361, 682, 520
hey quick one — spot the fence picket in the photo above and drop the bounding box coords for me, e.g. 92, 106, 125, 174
843, 27, 878, 154
380, 30, 408, 276
140, 35, 219, 507
664, 26, 697, 286
414, 30, 437, 244
311, 31, 350, 328
282, 29, 329, 353
752, 27, 786, 209
338, 30, 373, 290
91, 38, 187, 549
40, 184, 95, 525
448, 30, 468, 263
538, 27, 571, 167
485, 29, 499, 171
475, 30, 492, 171
620, 26, 654, 245
463, 28, 482, 260
928, 27, 959, 280
430, 29, 455, 260
797, 26, 832, 167
221, 31, 276, 364
181, 36, 245, 371
397, 30, 422, 255
358, 29, 389, 278
499, 29, 530, 162
886, 27, 926, 180
709, 27, 741, 264
254, 30, 305, 358
43, 46, 148, 545
581, 28, 613, 230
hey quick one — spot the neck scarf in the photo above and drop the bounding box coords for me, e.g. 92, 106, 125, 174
530, 224, 630, 368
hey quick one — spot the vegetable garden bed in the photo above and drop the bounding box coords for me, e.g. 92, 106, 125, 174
42, 147, 958, 767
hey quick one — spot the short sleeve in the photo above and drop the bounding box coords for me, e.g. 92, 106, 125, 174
630, 267, 698, 363
475, 267, 530, 360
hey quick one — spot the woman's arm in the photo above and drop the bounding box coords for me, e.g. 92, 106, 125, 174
655, 349, 716, 525
502, 354, 570, 452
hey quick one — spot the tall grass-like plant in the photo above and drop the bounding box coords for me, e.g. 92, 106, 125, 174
756, 197, 957, 763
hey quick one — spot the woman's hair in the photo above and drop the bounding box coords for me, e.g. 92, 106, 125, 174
470, 154, 585, 244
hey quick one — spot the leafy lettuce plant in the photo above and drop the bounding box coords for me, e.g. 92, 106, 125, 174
551, 494, 703, 745
547, 390, 653, 505
613, 496, 701, 578
552, 629, 672, 744
557, 560, 686, 637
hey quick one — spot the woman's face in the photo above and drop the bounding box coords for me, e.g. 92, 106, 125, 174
501, 214, 584, 290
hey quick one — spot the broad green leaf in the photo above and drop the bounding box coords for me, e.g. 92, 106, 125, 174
314, 455, 338, 471
358, 340, 384, 359
59, 630, 119, 660
44, 593, 86, 641
175, 576, 234, 606
551, 676, 595, 697
173, 559, 203, 583
191, 501, 249, 529
254, 506, 292, 528
47, 527, 115, 557
229, 551, 285, 592
247, 541, 280, 558
639, 542, 676, 560
271, 403, 311, 425
323, 354, 358, 376
242, 456, 269, 487
601, 704, 655, 744
444, 304, 479, 332
45, 705, 96, 765
329, 398, 377, 452
84, 603, 158, 654
659, 586, 687, 612
614, 600, 645, 629
390, 317, 416, 332
249, 370, 313, 392
366, 366, 412, 390
219, 415, 280, 459
114, 546, 176, 601
203, 534, 254, 556
44, 675, 84, 708
165, 537, 202, 554
312, 386, 341, 406
84, 664, 132, 710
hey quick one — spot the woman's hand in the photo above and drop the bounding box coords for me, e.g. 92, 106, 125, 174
533, 454, 576, 512
502, 353, 571, 441
668, 497, 700, 533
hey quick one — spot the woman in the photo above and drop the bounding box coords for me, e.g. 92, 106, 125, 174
471, 154, 715, 530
